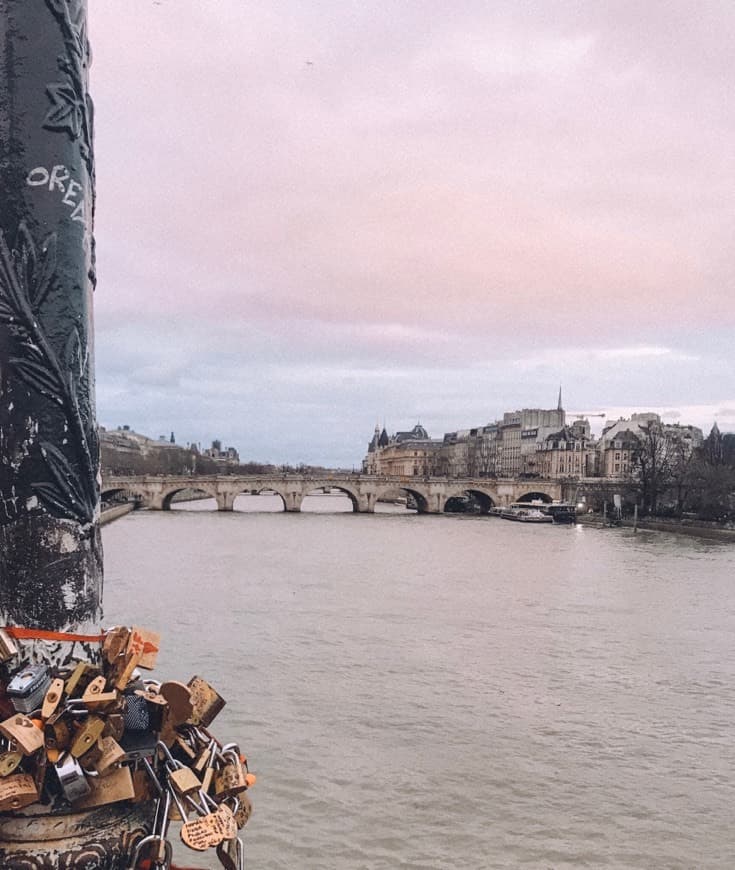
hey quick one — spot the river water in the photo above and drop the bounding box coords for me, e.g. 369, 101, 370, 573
101, 495, 735, 869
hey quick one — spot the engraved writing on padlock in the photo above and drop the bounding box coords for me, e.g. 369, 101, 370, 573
0, 773, 38, 811
186, 676, 226, 726
55, 753, 91, 803
0, 714, 45, 755
180, 805, 237, 851
6, 664, 51, 714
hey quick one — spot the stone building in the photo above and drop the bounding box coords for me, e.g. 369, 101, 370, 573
362, 423, 441, 476
533, 419, 599, 479
437, 424, 498, 477
202, 439, 240, 463
496, 405, 566, 476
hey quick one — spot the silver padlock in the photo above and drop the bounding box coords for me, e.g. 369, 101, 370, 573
55, 752, 91, 803
7, 664, 52, 714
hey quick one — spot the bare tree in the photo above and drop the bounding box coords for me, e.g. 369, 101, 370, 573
631, 422, 672, 514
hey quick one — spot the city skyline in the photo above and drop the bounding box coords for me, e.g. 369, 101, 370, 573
89, 2, 734, 467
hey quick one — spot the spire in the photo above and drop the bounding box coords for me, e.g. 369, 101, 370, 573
557, 385, 563, 411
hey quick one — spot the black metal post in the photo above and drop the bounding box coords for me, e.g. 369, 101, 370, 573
0, 3, 150, 865
0, 0, 101, 664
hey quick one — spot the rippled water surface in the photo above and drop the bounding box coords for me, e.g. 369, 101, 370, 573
101, 497, 735, 869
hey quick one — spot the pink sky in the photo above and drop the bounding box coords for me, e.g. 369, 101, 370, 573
89, 1, 734, 465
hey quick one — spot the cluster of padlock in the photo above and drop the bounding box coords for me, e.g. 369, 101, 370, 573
0, 625, 254, 869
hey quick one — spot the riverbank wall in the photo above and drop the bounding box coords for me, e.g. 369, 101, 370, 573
578, 514, 735, 542
100, 503, 135, 526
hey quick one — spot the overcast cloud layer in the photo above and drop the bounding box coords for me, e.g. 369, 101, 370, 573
90, 1, 734, 467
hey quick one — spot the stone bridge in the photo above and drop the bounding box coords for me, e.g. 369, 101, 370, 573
102, 474, 564, 514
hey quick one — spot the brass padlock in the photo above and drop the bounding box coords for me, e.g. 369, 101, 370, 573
233, 793, 253, 829
33, 747, 48, 795
186, 676, 226, 726
102, 626, 130, 664
64, 662, 98, 698
159, 680, 193, 725
82, 675, 118, 709
126, 626, 160, 671
167, 762, 200, 796
102, 712, 124, 742
0, 773, 38, 811
0, 714, 45, 755
113, 651, 141, 691
91, 735, 125, 776
173, 735, 197, 761
41, 677, 65, 720
45, 718, 71, 753
131, 768, 156, 804
0, 749, 23, 777
213, 749, 248, 799
0, 629, 19, 663
70, 715, 105, 757
73, 764, 135, 808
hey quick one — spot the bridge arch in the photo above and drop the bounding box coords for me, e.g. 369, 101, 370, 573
441, 486, 497, 514
301, 483, 360, 512
515, 490, 553, 504
229, 485, 289, 512
374, 484, 430, 513
101, 486, 147, 508
160, 485, 220, 511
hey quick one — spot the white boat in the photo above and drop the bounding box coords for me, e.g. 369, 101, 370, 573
500, 506, 553, 523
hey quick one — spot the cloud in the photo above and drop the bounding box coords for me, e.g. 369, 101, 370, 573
512, 345, 699, 370
86, 2, 735, 463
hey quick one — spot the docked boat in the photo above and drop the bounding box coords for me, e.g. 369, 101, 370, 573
500, 506, 553, 523
544, 503, 578, 524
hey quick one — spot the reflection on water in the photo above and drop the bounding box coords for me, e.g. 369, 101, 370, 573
102, 497, 735, 869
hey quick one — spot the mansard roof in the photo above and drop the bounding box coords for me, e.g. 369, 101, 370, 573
395, 423, 429, 442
